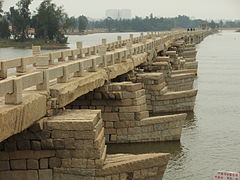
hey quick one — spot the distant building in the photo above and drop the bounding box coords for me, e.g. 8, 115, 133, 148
105, 9, 131, 20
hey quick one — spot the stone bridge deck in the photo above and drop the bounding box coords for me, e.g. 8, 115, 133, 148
0, 30, 211, 142
0, 30, 215, 180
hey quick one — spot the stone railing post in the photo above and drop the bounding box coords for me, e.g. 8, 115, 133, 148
130, 34, 134, 43
111, 54, 115, 65
89, 57, 97, 72
32, 46, 41, 56
76, 42, 83, 58
57, 65, 69, 83
147, 32, 150, 39
16, 58, 27, 73
102, 38, 107, 46
140, 32, 144, 42
117, 36, 122, 48
0, 61, 7, 79
99, 45, 107, 67
5, 77, 22, 105
36, 70, 49, 92
32, 46, 41, 67
74, 62, 85, 77
126, 40, 133, 58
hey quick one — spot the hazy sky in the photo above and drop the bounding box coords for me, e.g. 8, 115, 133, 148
2, 0, 240, 20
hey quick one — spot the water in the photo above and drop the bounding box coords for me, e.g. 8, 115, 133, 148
1, 30, 240, 179
108, 30, 240, 179
0, 32, 140, 60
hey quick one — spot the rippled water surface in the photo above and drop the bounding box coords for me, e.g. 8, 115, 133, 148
1, 30, 240, 179
109, 30, 240, 179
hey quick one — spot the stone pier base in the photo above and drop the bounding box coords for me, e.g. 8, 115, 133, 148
67, 82, 186, 143
0, 110, 170, 180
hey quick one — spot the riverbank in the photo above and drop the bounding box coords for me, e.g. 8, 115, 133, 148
236, 29, 240, 32
0, 39, 69, 50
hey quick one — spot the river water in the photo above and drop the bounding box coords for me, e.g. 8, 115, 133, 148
0, 32, 140, 60
1, 30, 240, 179
108, 30, 240, 179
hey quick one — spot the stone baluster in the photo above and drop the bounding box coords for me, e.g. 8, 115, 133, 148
74, 62, 85, 77
126, 40, 133, 58
99, 45, 107, 67
57, 65, 69, 83
130, 34, 134, 43
0, 61, 7, 79
89, 57, 97, 72
140, 32, 144, 42
32, 46, 41, 67
102, 38, 107, 46
5, 77, 22, 105
16, 58, 27, 73
36, 70, 49, 92
76, 41, 83, 58
117, 36, 122, 48
111, 54, 115, 65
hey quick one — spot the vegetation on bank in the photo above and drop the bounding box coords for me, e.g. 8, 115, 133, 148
236, 29, 240, 32
0, 0, 88, 48
0, 0, 240, 49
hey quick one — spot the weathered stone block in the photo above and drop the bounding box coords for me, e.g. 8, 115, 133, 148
17, 140, 31, 150
31, 141, 41, 150
41, 139, 54, 150
0, 160, 10, 171
9, 150, 55, 160
39, 169, 53, 180
53, 139, 65, 149
27, 159, 39, 170
0, 152, 9, 160
10, 159, 27, 170
118, 113, 135, 121
4, 141, 17, 152
0, 170, 38, 180
64, 138, 75, 150
49, 157, 61, 168
40, 158, 49, 169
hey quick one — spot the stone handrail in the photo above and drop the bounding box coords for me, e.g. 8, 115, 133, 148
0, 30, 208, 105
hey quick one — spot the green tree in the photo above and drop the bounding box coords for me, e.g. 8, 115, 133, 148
7, 0, 32, 41
219, 20, 223, 29
78, 15, 88, 32
63, 16, 76, 33
0, 18, 11, 39
32, 0, 67, 43
209, 20, 216, 29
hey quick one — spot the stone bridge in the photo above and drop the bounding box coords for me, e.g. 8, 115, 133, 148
0, 30, 213, 179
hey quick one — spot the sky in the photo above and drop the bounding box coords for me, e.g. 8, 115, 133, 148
2, 0, 240, 20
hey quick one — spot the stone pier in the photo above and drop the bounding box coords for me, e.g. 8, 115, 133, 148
0, 110, 169, 180
67, 82, 186, 143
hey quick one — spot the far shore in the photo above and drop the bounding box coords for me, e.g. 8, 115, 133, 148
0, 39, 69, 50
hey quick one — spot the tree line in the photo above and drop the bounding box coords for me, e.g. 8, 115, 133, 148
0, 0, 88, 42
88, 15, 240, 32
0, 0, 240, 43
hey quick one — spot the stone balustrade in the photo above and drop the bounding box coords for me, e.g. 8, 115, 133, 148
0, 31, 207, 105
